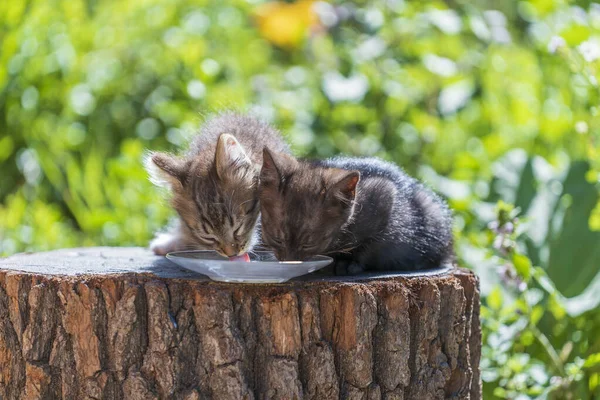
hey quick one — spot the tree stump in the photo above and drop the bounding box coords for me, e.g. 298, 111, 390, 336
0, 247, 481, 400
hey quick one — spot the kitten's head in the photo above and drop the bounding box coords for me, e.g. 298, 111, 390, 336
258, 149, 360, 261
146, 134, 260, 257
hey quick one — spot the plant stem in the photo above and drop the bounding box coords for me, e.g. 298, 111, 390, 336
531, 324, 565, 376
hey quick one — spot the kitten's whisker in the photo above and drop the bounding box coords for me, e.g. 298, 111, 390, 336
178, 245, 207, 251
324, 246, 357, 255
239, 198, 254, 208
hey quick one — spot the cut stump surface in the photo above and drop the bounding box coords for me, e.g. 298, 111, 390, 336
0, 247, 481, 400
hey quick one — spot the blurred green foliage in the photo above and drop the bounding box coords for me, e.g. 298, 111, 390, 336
1, 0, 599, 397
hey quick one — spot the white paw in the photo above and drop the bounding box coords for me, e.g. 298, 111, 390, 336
150, 233, 180, 256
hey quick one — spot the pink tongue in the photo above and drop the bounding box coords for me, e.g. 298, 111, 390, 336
229, 253, 250, 262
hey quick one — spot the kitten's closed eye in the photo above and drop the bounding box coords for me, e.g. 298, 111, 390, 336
233, 225, 245, 238
243, 199, 258, 215
200, 235, 218, 244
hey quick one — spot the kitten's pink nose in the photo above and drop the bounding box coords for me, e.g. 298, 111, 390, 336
222, 244, 238, 257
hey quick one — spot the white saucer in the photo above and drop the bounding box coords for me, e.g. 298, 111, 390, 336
166, 250, 333, 283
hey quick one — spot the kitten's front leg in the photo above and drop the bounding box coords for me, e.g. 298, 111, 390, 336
333, 259, 350, 275
332, 258, 366, 276
150, 233, 181, 255
346, 262, 366, 275
150, 219, 194, 255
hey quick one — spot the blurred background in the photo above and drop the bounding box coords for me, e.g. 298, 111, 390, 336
1, 0, 599, 397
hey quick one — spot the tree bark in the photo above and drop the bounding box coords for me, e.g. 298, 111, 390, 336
0, 247, 481, 400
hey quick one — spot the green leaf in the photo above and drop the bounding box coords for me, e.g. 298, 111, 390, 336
512, 253, 532, 281
530, 305, 544, 326
563, 270, 600, 316
584, 354, 600, 369
490, 152, 600, 298
487, 286, 504, 311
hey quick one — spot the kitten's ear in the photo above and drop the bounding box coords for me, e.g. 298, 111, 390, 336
145, 152, 188, 189
215, 133, 252, 181
260, 148, 287, 186
330, 170, 360, 203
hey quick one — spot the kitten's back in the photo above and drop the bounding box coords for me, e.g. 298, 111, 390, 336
321, 156, 454, 269
318, 156, 416, 188
188, 112, 290, 163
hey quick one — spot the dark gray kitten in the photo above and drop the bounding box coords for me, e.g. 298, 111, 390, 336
259, 149, 454, 272
146, 112, 289, 256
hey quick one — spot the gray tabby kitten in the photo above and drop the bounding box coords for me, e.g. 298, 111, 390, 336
259, 149, 454, 272
146, 112, 289, 256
